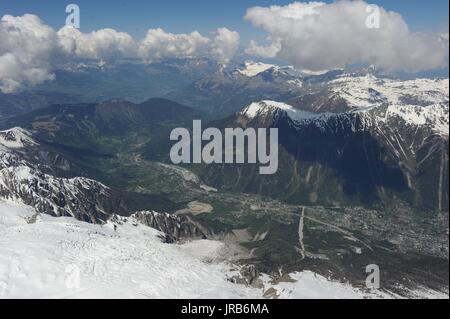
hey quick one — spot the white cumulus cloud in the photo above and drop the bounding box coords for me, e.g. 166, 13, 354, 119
210, 28, 240, 63
0, 14, 59, 93
58, 26, 137, 61
0, 13, 241, 93
138, 27, 240, 63
0, 14, 138, 92
244, 1, 449, 72
245, 39, 281, 58
138, 28, 210, 62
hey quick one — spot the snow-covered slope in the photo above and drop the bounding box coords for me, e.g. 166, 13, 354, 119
236, 61, 331, 78
0, 199, 383, 299
237, 62, 278, 77
328, 75, 449, 135
241, 100, 360, 133
329, 75, 448, 110
242, 93, 449, 136
243, 100, 332, 123
0, 127, 42, 169
0, 127, 120, 222
0, 165, 113, 222
0, 200, 256, 298
0, 127, 38, 150
236, 63, 449, 135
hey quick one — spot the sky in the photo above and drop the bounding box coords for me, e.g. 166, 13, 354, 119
0, 0, 448, 42
0, 0, 448, 92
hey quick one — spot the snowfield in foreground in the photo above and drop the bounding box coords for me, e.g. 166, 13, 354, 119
0, 200, 445, 299
0, 200, 258, 299
0, 200, 370, 299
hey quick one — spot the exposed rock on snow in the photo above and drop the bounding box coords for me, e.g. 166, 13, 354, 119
0, 127, 38, 150
0, 128, 124, 222
132, 211, 213, 243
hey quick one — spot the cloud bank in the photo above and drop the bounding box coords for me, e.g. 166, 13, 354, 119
1, 2, 448, 93
137, 27, 239, 63
245, 1, 449, 72
0, 15, 59, 93
0, 14, 240, 92
245, 39, 281, 58
137, 28, 209, 62
210, 28, 240, 63
58, 26, 137, 61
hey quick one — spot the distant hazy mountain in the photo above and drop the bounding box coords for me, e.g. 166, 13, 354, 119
0, 91, 81, 119
5, 58, 447, 120
33, 58, 219, 104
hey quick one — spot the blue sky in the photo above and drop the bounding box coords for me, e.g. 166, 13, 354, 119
0, 0, 448, 42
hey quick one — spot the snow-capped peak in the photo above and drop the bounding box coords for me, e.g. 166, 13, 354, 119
237, 62, 278, 77
0, 127, 38, 150
326, 75, 449, 135
242, 100, 330, 122
236, 61, 335, 79
329, 75, 449, 111
241, 96, 449, 136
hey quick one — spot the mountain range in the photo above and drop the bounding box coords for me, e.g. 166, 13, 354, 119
0, 59, 448, 297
